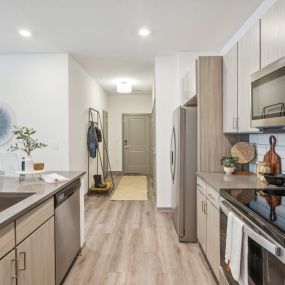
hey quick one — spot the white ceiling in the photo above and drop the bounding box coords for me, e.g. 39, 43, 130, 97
0, 0, 262, 95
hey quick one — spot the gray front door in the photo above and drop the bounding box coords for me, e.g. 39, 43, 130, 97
123, 114, 151, 174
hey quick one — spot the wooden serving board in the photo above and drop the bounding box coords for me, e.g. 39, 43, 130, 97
263, 135, 281, 174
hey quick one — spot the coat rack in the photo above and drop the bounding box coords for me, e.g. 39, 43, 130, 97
88, 108, 114, 195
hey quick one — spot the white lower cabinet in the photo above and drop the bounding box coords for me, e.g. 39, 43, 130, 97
206, 200, 220, 278
197, 189, 207, 253
197, 179, 220, 279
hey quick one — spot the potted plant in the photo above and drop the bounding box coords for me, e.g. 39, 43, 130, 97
220, 156, 238, 175
8, 126, 47, 171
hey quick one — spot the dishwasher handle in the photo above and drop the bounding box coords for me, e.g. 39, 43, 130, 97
55, 179, 81, 208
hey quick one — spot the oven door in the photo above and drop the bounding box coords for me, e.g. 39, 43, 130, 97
220, 199, 285, 285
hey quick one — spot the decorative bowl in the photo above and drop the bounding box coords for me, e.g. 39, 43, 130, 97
263, 173, 285, 187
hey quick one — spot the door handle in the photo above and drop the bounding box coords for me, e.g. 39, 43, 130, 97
244, 225, 281, 257
11, 258, 17, 279
18, 252, 26, 270
202, 201, 207, 215
124, 140, 128, 146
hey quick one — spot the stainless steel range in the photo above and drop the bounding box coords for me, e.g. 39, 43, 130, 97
220, 188, 285, 285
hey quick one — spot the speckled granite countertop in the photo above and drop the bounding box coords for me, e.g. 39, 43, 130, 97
0, 171, 85, 229
197, 172, 285, 192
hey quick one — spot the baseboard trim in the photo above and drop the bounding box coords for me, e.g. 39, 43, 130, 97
106, 171, 123, 175
157, 207, 172, 212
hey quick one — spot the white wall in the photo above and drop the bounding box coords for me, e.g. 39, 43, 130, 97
155, 56, 179, 208
0, 54, 69, 171
68, 56, 108, 190
108, 94, 152, 171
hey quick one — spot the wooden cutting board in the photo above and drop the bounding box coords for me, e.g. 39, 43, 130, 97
263, 135, 281, 174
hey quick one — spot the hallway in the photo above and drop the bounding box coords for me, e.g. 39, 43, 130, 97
64, 176, 216, 285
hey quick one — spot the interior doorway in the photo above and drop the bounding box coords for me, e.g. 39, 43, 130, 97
122, 114, 151, 174
102, 110, 109, 177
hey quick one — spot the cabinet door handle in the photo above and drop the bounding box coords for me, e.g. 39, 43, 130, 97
202, 201, 205, 212
11, 258, 17, 279
204, 202, 207, 215
232, 117, 238, 129
18, 252, 26, 271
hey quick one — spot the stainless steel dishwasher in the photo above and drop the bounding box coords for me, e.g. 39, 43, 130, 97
55, 179, 81, 285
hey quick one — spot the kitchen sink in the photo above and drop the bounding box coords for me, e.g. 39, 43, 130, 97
0, 193, 34, 212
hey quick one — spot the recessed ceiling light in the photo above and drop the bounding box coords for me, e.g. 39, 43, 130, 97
138, 28, 150, 37
19, 29, 32, 38
116, 81, 132, 93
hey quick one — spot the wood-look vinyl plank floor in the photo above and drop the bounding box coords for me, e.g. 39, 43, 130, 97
64, 175, 216, 285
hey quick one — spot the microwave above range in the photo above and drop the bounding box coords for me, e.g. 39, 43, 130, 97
251, 57, 285, 129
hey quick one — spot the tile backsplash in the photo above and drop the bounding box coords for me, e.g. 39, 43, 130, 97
249, 133, 285, 174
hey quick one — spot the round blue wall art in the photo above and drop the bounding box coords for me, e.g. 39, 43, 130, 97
0, 102, 16, 146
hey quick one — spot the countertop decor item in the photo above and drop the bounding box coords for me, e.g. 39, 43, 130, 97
231, 142, 255, 164
231, 142, 255, 175
8, 126, 47, 171
263, 173, 285, 187
0, 102, 16, 145
256, 161, 271, 182
33, 162, 44, 171
220, 156, 238, 175
263, 135, 281, 174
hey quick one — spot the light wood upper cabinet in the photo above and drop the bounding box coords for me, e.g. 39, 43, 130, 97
261, 0, 285, 67
238, 22, 260, 133
0, 250, 16, 285
223, 44, 238, 133
206, 200, 220, 279
17, 217, 55, 285
197, 188, 207, 253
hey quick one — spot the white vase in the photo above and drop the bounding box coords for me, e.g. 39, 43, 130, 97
25, 155, 34, 172
224, 166, 235, 175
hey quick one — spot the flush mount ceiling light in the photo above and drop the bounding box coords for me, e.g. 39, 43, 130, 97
138, 28, 150, 37
19, 29, 32, 38
116, 81, 132, 93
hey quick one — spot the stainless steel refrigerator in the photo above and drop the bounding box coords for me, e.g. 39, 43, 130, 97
170, 106, 197, 242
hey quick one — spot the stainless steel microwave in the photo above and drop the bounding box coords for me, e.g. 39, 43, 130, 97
251, 57, 285, 129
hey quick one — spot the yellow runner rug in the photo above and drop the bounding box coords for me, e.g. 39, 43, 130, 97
110, 176, 148, 201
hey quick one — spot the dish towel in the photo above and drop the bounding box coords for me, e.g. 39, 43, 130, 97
225, 212, 248, 285
40, 173, 69, 184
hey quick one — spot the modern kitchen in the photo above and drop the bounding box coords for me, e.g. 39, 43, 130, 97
1, 0, 285, 284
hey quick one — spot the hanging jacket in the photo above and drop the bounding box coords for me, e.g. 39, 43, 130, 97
95, 127, 102, 142
87, 124, 98, 158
